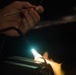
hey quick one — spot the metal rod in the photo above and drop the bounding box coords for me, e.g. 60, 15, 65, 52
3, 9, 28, 17
38, 0, 43, 5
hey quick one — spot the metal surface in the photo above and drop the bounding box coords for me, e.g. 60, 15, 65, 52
1, 56, 54, 75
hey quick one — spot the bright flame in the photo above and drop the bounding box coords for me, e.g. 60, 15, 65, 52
32, 49, 42, 58
32, 49, 52, 64
32, 49, 64, 75
31, 49, 44, 63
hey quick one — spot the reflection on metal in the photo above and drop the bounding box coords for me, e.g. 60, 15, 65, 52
3, 56, 54, 75
4, 61, 38, 69
34, 15, 76, 29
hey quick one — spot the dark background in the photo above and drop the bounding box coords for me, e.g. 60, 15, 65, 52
0, 0, 76, 64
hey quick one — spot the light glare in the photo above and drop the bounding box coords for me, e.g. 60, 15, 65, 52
31, 49, 44, 63
31, 48, 42, 58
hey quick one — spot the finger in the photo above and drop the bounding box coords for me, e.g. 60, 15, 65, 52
23, 10, 35, 29
18, 17, 30, 33
35, 6, 44, 14
22, 18, 31, 33
12, 1, 34, 9
29, 8, 40, 24
32, 5, 44, 14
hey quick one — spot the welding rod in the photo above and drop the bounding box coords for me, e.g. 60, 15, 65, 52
3, 9, 29, 16
38, 0, 43, 5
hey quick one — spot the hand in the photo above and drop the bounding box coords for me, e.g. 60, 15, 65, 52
0, 1, 44, 36
43, 52, 64, 75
